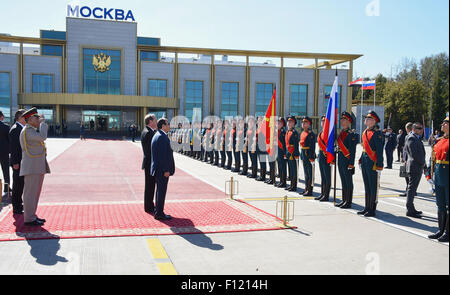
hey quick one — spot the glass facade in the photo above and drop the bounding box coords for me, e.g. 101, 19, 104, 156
0, 72, 11, 122
141, 51, 159, 62
185, 81, 203, 121
323, 85, 342, 116
83, 48, 121, 95
255, 83, 274, 117
221, 82, 239, 118
82, 110, 121, 132
32, 74, 54, 93
290, 84, 308, 116
148, 109, 167, 120
41, 30, 65, 57
148, 79, 167, 97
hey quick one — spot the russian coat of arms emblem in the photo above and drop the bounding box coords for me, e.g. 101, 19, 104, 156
92, 52, 111, 72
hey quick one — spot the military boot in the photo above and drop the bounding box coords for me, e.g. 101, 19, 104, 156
319, 184, 330, 202
429, 211, 445, 239
315, 185, 324, 200
437, 211, 449, 243
266, 169, 275, 185
335, 188, 346, 207
341, 188, 353, 209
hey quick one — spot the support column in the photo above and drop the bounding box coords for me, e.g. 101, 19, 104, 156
174, 52, 179, 116
279, 57, 284, 117
245, 56, 250, 117
209, 55, 215, 117
347, 60, 353, 113
313, 58, 319, 118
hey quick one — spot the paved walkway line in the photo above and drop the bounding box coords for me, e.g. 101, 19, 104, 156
146, 238, 178, 275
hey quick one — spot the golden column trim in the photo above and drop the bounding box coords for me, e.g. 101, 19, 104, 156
313, 58, 319, 117
174, 52, 179, 116
280, 57, 284, 117
209, 55, 215, 116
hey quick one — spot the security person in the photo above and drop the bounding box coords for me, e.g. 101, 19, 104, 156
19, 108, 50, 226
384, 126, 397, 169
247, 117, 258, 178
336, 112, 359, 208
426, 116, 449, 242
300, 116, 316, 196
285, 116, 300, 191
275, 117, 287, 188
9, 109, 26, 214
316, 116, 332, 202
358, 110, 384, 217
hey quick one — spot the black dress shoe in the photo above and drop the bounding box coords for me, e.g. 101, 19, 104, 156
319, 197, 329, 202
36, 217, 46, 223
357, 209, 368, 215
340, 203, 352, 209
314, 195, 323, 200
145, 210, 155, 215
24, 220, 44, 226
399, 193, 407, 197
406, 212, 422, 219
155, 214, 172, 220
364, 211, 376, 217
335, 201, 345, 207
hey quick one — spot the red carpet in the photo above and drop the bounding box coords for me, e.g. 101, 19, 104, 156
0, 140, 286, 241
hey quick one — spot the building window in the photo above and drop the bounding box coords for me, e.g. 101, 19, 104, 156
148, 79, 167, 97
0, 72, 11, 122
185, 81, 203, 121
148, 109, 167, 120
221, 82, 239, 118
32, 74, 54, 93
255, 83, 274, 117
290, 84, 308, 116
83, 48, 121, 95
141, 51, 159, 62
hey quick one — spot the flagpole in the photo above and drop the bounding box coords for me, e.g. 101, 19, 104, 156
360, 84, 364, 143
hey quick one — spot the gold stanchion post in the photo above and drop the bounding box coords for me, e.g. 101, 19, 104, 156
283, 195, 288, 227
230, 177, 234, 200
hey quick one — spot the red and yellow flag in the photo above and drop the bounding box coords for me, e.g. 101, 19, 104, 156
260, 88, 276, 156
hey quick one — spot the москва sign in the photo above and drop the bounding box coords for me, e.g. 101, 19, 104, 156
67, 5, 135, 22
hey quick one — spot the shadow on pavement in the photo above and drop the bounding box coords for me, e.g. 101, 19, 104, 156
13, 215, 68, 266
159, 217, 224, 251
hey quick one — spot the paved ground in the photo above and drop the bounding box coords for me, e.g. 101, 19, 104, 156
0, 138, 448, 275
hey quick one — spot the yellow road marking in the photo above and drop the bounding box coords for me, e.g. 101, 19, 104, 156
146, 238, 169, 259
156, 262, 178, 275
146, 238, 178, 275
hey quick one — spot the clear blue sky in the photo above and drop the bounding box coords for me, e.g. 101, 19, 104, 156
1, 0, 448, 78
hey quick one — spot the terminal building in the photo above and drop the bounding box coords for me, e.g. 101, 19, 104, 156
0, 16, 362, 135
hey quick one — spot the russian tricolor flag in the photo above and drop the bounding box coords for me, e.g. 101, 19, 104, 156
348, 78, 363, 86
323, 73, 339, 164
362, 80, 376, 90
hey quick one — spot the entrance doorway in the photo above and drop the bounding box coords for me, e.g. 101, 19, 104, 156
82, 110, 121, 132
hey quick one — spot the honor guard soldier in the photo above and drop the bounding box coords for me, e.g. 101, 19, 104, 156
213, 121, 222, 166
247, 117, 258, 178
316, 116, 332, 202
224, 120, 233, 170
336, 112, 359, 208
220, 121, 227, 168
235, 118, 246, 174
239, 118, 249, 176
209, 123, 216, 164
285, 116, 300, 191
232, 120, 241, 172
203, 123, 212, 162
358, 110, 384, 217
275, 117, 287, 188
426, 116, 449, 242
256, 117, 268, 182
300, 116, 316, 196
19, 108, 50, 226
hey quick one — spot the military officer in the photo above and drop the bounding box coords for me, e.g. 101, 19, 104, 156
358, 110, 384, 217
316, 116, 332, 202
285, 116, 300, 191
19, 108, 50, 226
235, 118, 246, 174
232, 120, 240, 173
220, 121, 227, 168
426, 116, 449, 242
247, 117, 258, 178
224, 119, 233, 170
300, 116, 316, 196
275, 117, 287, 188
336, 112, 359, 208
213, 121, 222, 166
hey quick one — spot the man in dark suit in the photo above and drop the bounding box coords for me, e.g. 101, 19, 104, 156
151, 118, 175, 220
141, 114, 157, 214
404, 122, 426, 218
0, 111, 11, 194
384, 126, 397, 169
8, 109, 26, 213
396, 129, 406, 162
